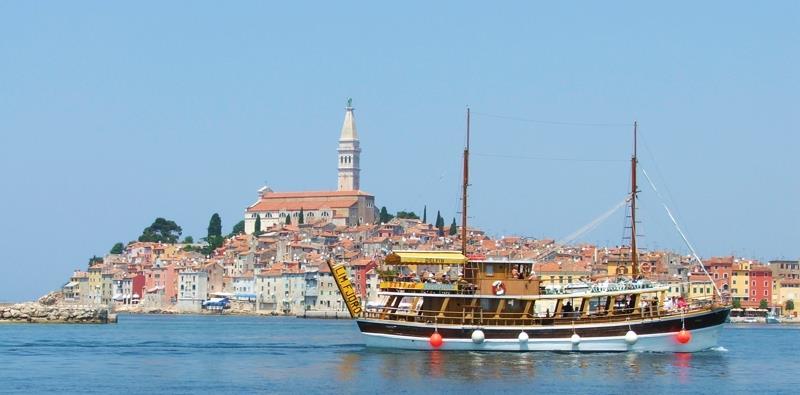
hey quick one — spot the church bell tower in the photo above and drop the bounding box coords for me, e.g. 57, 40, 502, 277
337, 98, 361, 191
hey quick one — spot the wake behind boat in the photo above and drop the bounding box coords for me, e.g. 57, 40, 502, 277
330, 111, 730, 352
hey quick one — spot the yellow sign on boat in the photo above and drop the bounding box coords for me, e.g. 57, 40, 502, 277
329, 261, 363, 318
384, 250, 468, 265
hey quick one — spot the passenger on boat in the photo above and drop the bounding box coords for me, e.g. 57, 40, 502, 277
664, 297, 674, 311
640, 297, 650, 318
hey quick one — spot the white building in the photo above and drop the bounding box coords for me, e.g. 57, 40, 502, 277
176, 271, 208, 313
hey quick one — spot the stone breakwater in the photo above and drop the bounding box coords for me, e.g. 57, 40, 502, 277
0, 303, 113, 324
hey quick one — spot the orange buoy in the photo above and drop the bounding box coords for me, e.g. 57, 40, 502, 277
430, 332, 443, 348
676, 329, 691, 344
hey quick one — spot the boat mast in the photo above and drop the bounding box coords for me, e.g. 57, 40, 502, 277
630, 121, 639, 277
461, 108, 470, 255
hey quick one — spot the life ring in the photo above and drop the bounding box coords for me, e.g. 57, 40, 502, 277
640, 262, 652, 273
492, 280, 506, 296
616, 265, 628, 275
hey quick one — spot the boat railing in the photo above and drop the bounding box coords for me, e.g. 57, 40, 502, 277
362, 297, 719, 327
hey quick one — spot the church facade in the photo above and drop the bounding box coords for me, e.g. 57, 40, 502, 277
244, 102, 377, 233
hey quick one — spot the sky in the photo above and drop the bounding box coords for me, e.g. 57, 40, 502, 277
1, 1, 797, 301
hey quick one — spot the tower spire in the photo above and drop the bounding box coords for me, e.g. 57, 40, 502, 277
337, 99, 361, 191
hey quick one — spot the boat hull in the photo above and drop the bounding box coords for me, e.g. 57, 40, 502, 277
357, 307, 729, 353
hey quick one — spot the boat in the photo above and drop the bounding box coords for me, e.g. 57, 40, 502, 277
766, 311, 781, 324
329, 111, 731, 352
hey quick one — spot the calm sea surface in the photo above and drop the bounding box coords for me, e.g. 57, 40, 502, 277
1, 315, 797, 394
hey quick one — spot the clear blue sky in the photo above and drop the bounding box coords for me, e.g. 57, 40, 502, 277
1, 1, 797, 301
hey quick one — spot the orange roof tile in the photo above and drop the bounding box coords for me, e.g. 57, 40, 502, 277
247, 198, 359, 212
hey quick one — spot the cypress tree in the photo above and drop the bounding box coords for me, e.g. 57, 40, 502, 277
254, 215, 262, 235
449, 218, 457, 236
299, 207, 305, 224
285, 214, 292, 225
422, 205, 427, 223
208, 213, 222, 238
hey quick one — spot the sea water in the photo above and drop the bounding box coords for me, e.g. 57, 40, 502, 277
1, 315, 797, 394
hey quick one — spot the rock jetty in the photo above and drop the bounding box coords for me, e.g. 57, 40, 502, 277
0, 302, 112, 324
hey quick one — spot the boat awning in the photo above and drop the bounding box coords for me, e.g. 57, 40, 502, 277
384, 250, 468, 265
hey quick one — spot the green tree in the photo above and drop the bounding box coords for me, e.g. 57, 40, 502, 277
285, 214, 292, 225
379, 206, 394, 223
110, 242, 124, 255
183, 236, 194, 244
396, 211, 419, 219
759, 299, 769, 309
422, 205, 427, 223
207, 213, 222, 238
299, 207, 305, 224
732, 298, 741, 309
786, 299, 794, 311
138, 218, 182, 243
448, 218, 458, 236
253, 216, 262, 235
231, 220, 245, 236
435, 211, 444, 235
88, 255, 103, 265
203, 235, 224, 255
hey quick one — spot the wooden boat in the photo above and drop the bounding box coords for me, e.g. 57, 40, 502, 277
331, 111, 730, 352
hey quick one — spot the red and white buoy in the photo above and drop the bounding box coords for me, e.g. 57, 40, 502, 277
676, 329, 692, 344
429, 332, 443, 348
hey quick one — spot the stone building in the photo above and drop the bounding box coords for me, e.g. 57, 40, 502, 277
245, 101, 377, 233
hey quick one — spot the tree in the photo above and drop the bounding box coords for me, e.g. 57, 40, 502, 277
732, 298, 741, 309
231, 220, 245, 236
759, 299, 769, 309
253, 216, 262, 236
435, 211, 444, 236
110, 242, 124, 255
299, 207, 305, 224
285, 214, 292, 225
138, 218, 182, 243
183, 236, 194, 244
379, 206, 393, 223
203, 235, 224, 255
422, 205, 427, 224
449, 218, 458, 236
207, 213, 222, 239
396, 211, 419, 219
786, 299, 794, 311
88, 255, 103, 265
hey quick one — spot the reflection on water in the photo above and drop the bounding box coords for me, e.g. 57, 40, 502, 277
336, 347, 729, 388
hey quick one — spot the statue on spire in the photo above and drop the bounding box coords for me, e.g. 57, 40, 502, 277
347, 98, 353, 108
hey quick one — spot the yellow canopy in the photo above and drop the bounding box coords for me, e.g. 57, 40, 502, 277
384, 250, 468, 265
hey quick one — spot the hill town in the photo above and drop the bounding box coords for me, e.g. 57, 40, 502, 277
42, 103, 800, 319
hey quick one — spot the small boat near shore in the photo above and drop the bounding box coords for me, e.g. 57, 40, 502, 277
330, 111, 730, 352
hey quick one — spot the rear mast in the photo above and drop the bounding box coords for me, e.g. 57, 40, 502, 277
461, 108, 470, 255
630, 121, 639, 278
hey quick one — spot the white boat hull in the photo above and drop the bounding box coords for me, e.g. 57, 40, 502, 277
362, 323, 723, 353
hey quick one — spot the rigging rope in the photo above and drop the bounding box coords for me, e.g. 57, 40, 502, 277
557, 198, 628, 246
640, 167, 722, 298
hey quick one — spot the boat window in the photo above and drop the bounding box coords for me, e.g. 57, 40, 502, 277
485, 264, 494, 276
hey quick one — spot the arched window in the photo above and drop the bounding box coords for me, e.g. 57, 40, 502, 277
266, 212, 272, 218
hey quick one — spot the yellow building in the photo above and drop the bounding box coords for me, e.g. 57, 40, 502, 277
688, 276, 714, 300
731, 262, 751, 303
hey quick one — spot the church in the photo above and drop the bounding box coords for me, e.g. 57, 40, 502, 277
244, 101, 377, 233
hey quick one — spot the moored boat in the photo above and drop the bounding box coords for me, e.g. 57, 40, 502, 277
330, 111, 730, 352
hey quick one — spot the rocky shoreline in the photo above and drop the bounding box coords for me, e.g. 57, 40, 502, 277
0, 302, 114, 324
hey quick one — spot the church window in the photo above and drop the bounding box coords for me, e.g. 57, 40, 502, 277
266, 212, 272, 218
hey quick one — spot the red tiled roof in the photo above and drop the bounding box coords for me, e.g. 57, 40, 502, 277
247, 198, 359, 212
